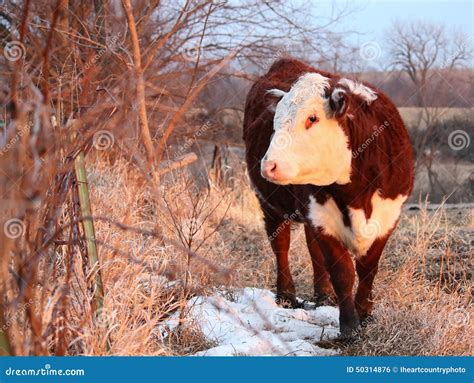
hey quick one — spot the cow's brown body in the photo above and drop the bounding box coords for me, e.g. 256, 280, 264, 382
243, 58, 414, 337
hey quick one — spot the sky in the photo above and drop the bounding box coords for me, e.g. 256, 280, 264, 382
310, 0, 473, 69
315, 0, 473, 41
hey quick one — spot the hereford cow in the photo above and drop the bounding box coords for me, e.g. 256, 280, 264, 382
243, 58, 414, 338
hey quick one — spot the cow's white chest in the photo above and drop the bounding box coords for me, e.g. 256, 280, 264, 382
308, 191, 407, 256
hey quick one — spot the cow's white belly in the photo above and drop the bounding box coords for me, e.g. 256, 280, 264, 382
308, 190, 407, 256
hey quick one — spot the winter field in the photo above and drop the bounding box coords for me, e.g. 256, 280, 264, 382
55, 157, 470, 357
0, 0, 472, 360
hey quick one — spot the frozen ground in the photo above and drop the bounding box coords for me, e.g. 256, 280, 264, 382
161, 287, 341, 356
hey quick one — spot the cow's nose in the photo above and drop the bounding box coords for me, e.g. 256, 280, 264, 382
261, 160, 278, 179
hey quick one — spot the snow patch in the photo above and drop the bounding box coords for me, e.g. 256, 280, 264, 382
161, 287, 340, 356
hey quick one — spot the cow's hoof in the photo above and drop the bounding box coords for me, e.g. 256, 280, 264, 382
275, 295, 301, 309
338, 317, 361, 342
336, 327, 361, 345
314, 293, 337, 307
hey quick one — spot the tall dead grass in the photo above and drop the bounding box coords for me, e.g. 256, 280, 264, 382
342, 203, 472, 355
48, 156, 470, 356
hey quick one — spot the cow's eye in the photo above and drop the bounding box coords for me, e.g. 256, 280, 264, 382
305, 114, 319, 129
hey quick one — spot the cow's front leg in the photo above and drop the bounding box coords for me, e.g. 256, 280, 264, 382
355, 235, 389, 323
316, 232, 359, 338
304, 224, 334, 306
264, 215, 296, 308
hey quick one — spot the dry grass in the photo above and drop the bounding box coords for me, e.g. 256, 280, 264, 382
3, 149, 469, 356
341, 205, 472, 356
52, 155, 471, 356
398, 107, 472, 130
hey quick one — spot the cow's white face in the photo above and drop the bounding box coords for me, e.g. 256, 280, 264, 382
261, 73, 353, 186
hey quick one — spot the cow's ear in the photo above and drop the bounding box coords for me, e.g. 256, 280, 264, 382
328, 88, 348, 117
267, 88, 286, 98
266, 88, 286, 112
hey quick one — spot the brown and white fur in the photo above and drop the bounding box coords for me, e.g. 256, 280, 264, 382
243, 58, 414, 338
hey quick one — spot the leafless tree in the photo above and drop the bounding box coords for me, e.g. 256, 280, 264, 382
385, 20, 472, 200
386, 21, 471, 108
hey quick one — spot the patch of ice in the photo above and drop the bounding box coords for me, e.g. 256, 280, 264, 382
160, 287, 340, 356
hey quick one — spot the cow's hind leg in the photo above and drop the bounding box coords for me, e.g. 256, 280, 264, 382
355, 236, 389, 324
316, 232, 359, 338
264, 214, 297, 308
304, 224, 335, 306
